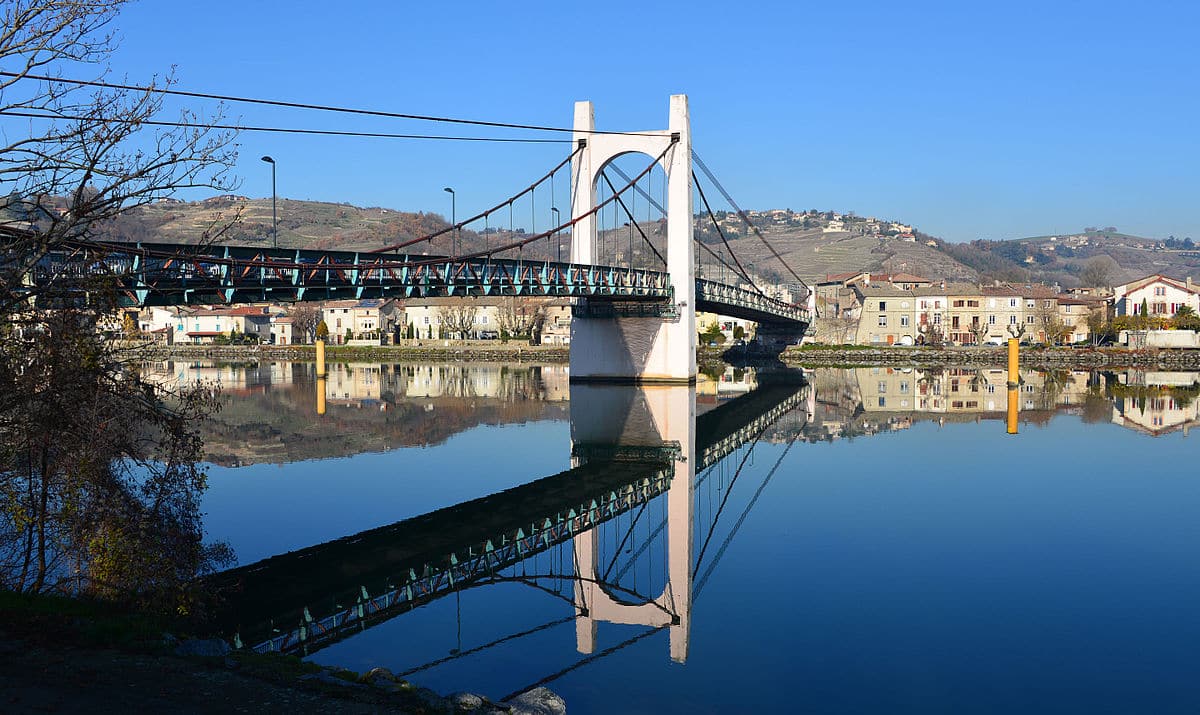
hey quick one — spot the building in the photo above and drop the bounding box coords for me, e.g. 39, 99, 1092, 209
852, 285, 918, 346
1112, 275, 1200, 318
171, 306, 272, 344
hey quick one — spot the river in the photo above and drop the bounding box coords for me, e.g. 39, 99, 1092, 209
148, 359, 1200, 713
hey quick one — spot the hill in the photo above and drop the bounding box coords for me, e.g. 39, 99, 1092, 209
79, 198, 1199, 288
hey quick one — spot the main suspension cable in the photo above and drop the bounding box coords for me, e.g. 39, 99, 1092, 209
692, 150, 809, 293
693, 171, 764, 297
372, 144, 583, 254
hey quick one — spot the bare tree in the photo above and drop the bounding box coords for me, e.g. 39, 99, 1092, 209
1, 0, 238, 314
289, 305, 320, 344
968, 319, 988, 345
1006, 322, 1027, 341
438, 304, 477, 339
497, 298, 545, 339
1034, 300, 1067, 345
0, 1, 237, 614
1079, 256, 1119, 288
917, 313, 945, 347
828, 315, 859, 344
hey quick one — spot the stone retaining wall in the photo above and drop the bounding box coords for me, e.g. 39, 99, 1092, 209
784, 346, 1200, 369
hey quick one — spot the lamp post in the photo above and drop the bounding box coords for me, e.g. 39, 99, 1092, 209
625, 221, 633, 269
550, 206, 561, 263
260, 156, 277, 249
443, 187, 456, 256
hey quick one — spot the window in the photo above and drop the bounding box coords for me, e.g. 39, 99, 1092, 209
423, 316, 430, 325
336, 319, 342, 328
933, 314, 941, 325
968, 300, 980, 307
899, 381, 910, 394
878, 315, 888, 327
1010, 315, 1018, 324
176, 323, 183, 332
878, 397, 886, 407
1026, 315, 1035, 324
953, 300, 965, 308
1155, 286, 1166, 296
878, 381, 888, 394
988, 315, 996, 325
952, 316, 960, 329
988, 298, 996, 308
1009, 298, 1018, 308
901, 315, 910, 327
879, 301, 887, 310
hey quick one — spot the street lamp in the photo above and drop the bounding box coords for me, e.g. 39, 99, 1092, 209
550, 206, 561, 263
443, 187, 456, 256
260, 156, 277, 249
625, 221, 633, 269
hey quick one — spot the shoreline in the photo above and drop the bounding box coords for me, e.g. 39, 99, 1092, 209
781, 345, 1200, 369
137, 342, 1200, 371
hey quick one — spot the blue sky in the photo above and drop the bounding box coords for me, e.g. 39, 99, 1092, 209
104, 0, 1198, 242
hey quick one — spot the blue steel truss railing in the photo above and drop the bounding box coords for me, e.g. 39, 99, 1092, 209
245, 469, 674, 655
27, 240, 674, 306
696, 387, 809, 472
695, 278, 809, 325
15, 238, 810, 325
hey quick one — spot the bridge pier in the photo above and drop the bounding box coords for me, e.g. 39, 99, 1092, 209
569, 95, 696, 384
570, 384, 694, 663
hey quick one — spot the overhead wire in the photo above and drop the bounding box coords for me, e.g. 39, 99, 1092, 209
1, 71, 665, 137
0, 110, 571, 143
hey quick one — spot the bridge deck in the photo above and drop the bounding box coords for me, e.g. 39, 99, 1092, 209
19, 239, 808, 326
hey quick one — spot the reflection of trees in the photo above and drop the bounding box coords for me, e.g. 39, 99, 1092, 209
0, 311, 231, 614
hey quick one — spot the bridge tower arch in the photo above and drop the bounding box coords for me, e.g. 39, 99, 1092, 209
570, 95, 696, 383
570, 384, 695, 663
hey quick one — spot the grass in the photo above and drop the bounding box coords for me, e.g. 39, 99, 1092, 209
0, 589, 169, 651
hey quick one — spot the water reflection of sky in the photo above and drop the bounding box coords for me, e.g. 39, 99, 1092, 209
200, 366, 1200, 714
203, 421, 571, 565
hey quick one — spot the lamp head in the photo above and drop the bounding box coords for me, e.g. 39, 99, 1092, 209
261, 155, 275, 164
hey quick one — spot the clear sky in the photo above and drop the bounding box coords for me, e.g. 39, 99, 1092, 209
101, 0, 1198, 242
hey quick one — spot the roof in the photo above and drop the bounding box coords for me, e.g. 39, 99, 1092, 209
1117, 274, 1199, 295
853, 285, 913, 298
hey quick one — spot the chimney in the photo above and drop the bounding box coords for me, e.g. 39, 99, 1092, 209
1188, 276, 1195, 292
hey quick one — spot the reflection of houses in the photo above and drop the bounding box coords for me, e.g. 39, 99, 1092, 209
1110, 371, 1200, 437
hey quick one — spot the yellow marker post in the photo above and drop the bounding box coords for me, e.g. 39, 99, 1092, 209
315, 339, 328, 416
1006, 338, 1019, 434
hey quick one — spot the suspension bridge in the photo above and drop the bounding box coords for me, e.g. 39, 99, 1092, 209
9, 95, 811, 382
211, 374, 810, 663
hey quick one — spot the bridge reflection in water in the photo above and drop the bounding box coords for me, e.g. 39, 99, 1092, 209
212, 371, 810, 683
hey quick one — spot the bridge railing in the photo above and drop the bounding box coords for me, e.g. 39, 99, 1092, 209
695, 278, 810, 324
29, 241, 677, 306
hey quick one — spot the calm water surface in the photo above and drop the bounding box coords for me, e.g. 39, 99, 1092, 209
170, 360, 1200, 714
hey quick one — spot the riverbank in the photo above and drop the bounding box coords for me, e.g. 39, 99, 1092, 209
131, 340, 1200, 371
141, 341, 570, 363
0, 591, 562, 714
782, 345, 1200, 370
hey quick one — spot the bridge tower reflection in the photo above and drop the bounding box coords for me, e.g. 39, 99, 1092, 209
569, 384, 695, 663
